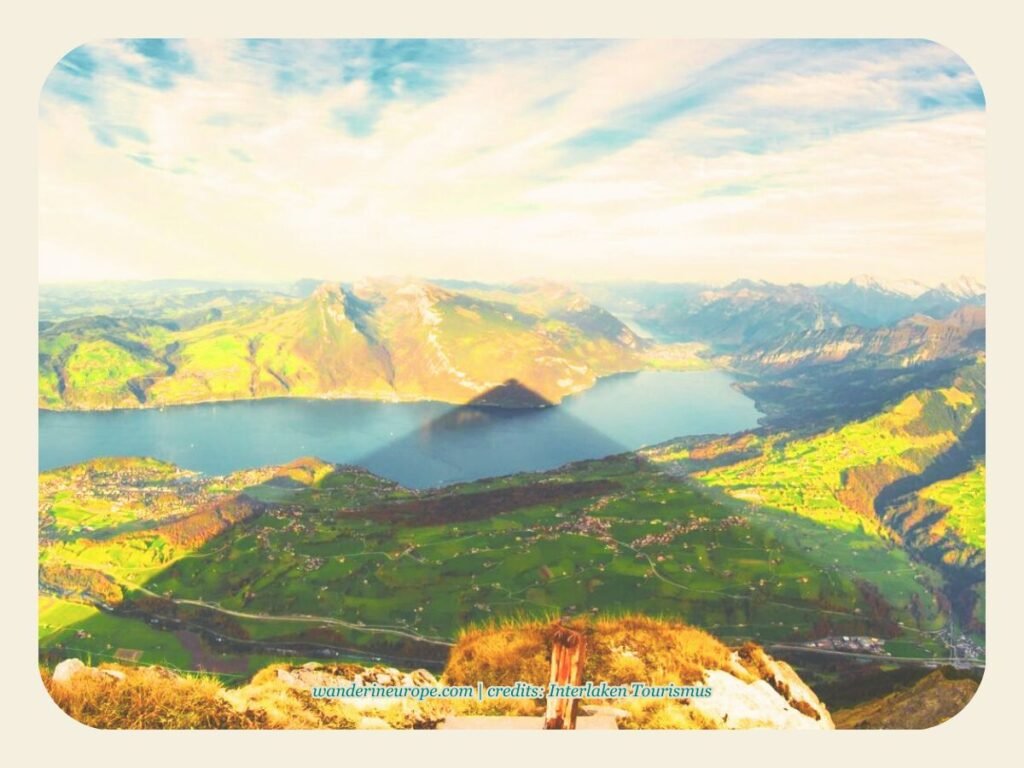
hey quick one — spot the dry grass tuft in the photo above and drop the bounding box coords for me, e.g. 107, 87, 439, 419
446, 613, 736, 689
445, 613, 751, 727
42, 664, 268, 730
42, 661, 447, 730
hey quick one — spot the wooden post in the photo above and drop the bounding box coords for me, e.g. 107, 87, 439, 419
543, 626, 587, 730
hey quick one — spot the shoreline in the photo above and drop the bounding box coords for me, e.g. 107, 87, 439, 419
38, 366, 724, 416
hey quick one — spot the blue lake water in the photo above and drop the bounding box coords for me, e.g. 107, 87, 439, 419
38, 370, 761, 489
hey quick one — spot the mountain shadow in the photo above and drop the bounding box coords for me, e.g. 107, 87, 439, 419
463, 378, 555, 408
353, 379, 629, 488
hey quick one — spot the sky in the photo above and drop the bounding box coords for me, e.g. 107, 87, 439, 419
38, 39, 985, 286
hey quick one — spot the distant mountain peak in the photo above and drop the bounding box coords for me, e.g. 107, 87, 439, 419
310, 281, 344, 300
848, 274, 883, 290
937, 275, 986, 299
843, 275, 929, 298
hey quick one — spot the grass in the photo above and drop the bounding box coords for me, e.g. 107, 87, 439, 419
443, 613, 828, 728
41, 658, 448, 729
831, 667, 981, 729
693, 377, 981, 536
42, 664, 269, 729
919, 462, 985, 549
446, 613, 740, 689
39, 597, 194, 670
37, 446, 963, 729
42, 451, 948, 674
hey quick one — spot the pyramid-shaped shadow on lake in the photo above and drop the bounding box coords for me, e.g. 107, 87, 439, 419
353, 378, 630, 488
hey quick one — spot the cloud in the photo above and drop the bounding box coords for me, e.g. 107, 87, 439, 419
38, 39, 984, 285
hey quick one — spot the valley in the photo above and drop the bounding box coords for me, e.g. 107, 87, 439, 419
40, 442, 962, 678
37, 275, 986, 727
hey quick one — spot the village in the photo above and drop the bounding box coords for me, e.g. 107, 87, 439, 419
802, 635, 888, 655
936, 626, 985, 667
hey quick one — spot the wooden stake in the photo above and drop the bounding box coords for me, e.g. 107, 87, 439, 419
543, 626, 587, 730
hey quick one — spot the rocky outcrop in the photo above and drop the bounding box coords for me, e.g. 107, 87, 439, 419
714, 645, 833, 730
225, 662, 446, 729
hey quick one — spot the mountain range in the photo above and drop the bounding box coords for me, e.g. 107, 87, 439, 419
581, 275, 985, 351
37, 274, 987, 729
39, 279, 660, 410
39, 276, 983, 412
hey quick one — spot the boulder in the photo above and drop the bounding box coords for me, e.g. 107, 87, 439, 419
52, 658, 87, 685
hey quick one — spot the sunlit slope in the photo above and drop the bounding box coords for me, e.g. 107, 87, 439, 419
39, 319, 175, 409
38, 457, 396, 600
39, 280, 695, 410
147, 283, 395, 403
692, 362, 983, 537
831, 667, 980, 729
38, 457, 271, 606
879, 460, 986, 572
919, 462, 985, 550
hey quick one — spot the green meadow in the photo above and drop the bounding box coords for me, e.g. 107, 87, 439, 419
40, 451, 951, 672
692, 373, 982, 537
920, 462, 986, 550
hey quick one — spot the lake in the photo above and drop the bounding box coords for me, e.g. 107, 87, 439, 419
38, 370, 761, 488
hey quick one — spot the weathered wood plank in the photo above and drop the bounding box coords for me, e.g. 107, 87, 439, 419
543, 626, 587, 730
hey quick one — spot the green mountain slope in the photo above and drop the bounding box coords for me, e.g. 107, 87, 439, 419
688, 361, 983, 538
918, 462, 985, 550
650, 361, 985, 632
40, 280, 705, 411
40, 451, 951, 673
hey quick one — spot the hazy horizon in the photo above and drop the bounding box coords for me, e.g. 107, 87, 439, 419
37, 271, 985, 292
40, 39, 985, 286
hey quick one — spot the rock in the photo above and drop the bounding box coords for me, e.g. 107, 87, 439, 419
52, 658, 86, 684
52, 659, 131, 685
410, 669, 438, 686
275, 666, 358, 690
688, 670, 833, 730
735, 646, 834, 727
357, 716, 392, 730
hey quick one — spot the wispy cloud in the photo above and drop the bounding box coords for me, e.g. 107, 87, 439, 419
38, 39, 984, 285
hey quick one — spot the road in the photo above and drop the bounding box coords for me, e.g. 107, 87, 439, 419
768, 643, 986, 668
58, 563, 456, 648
